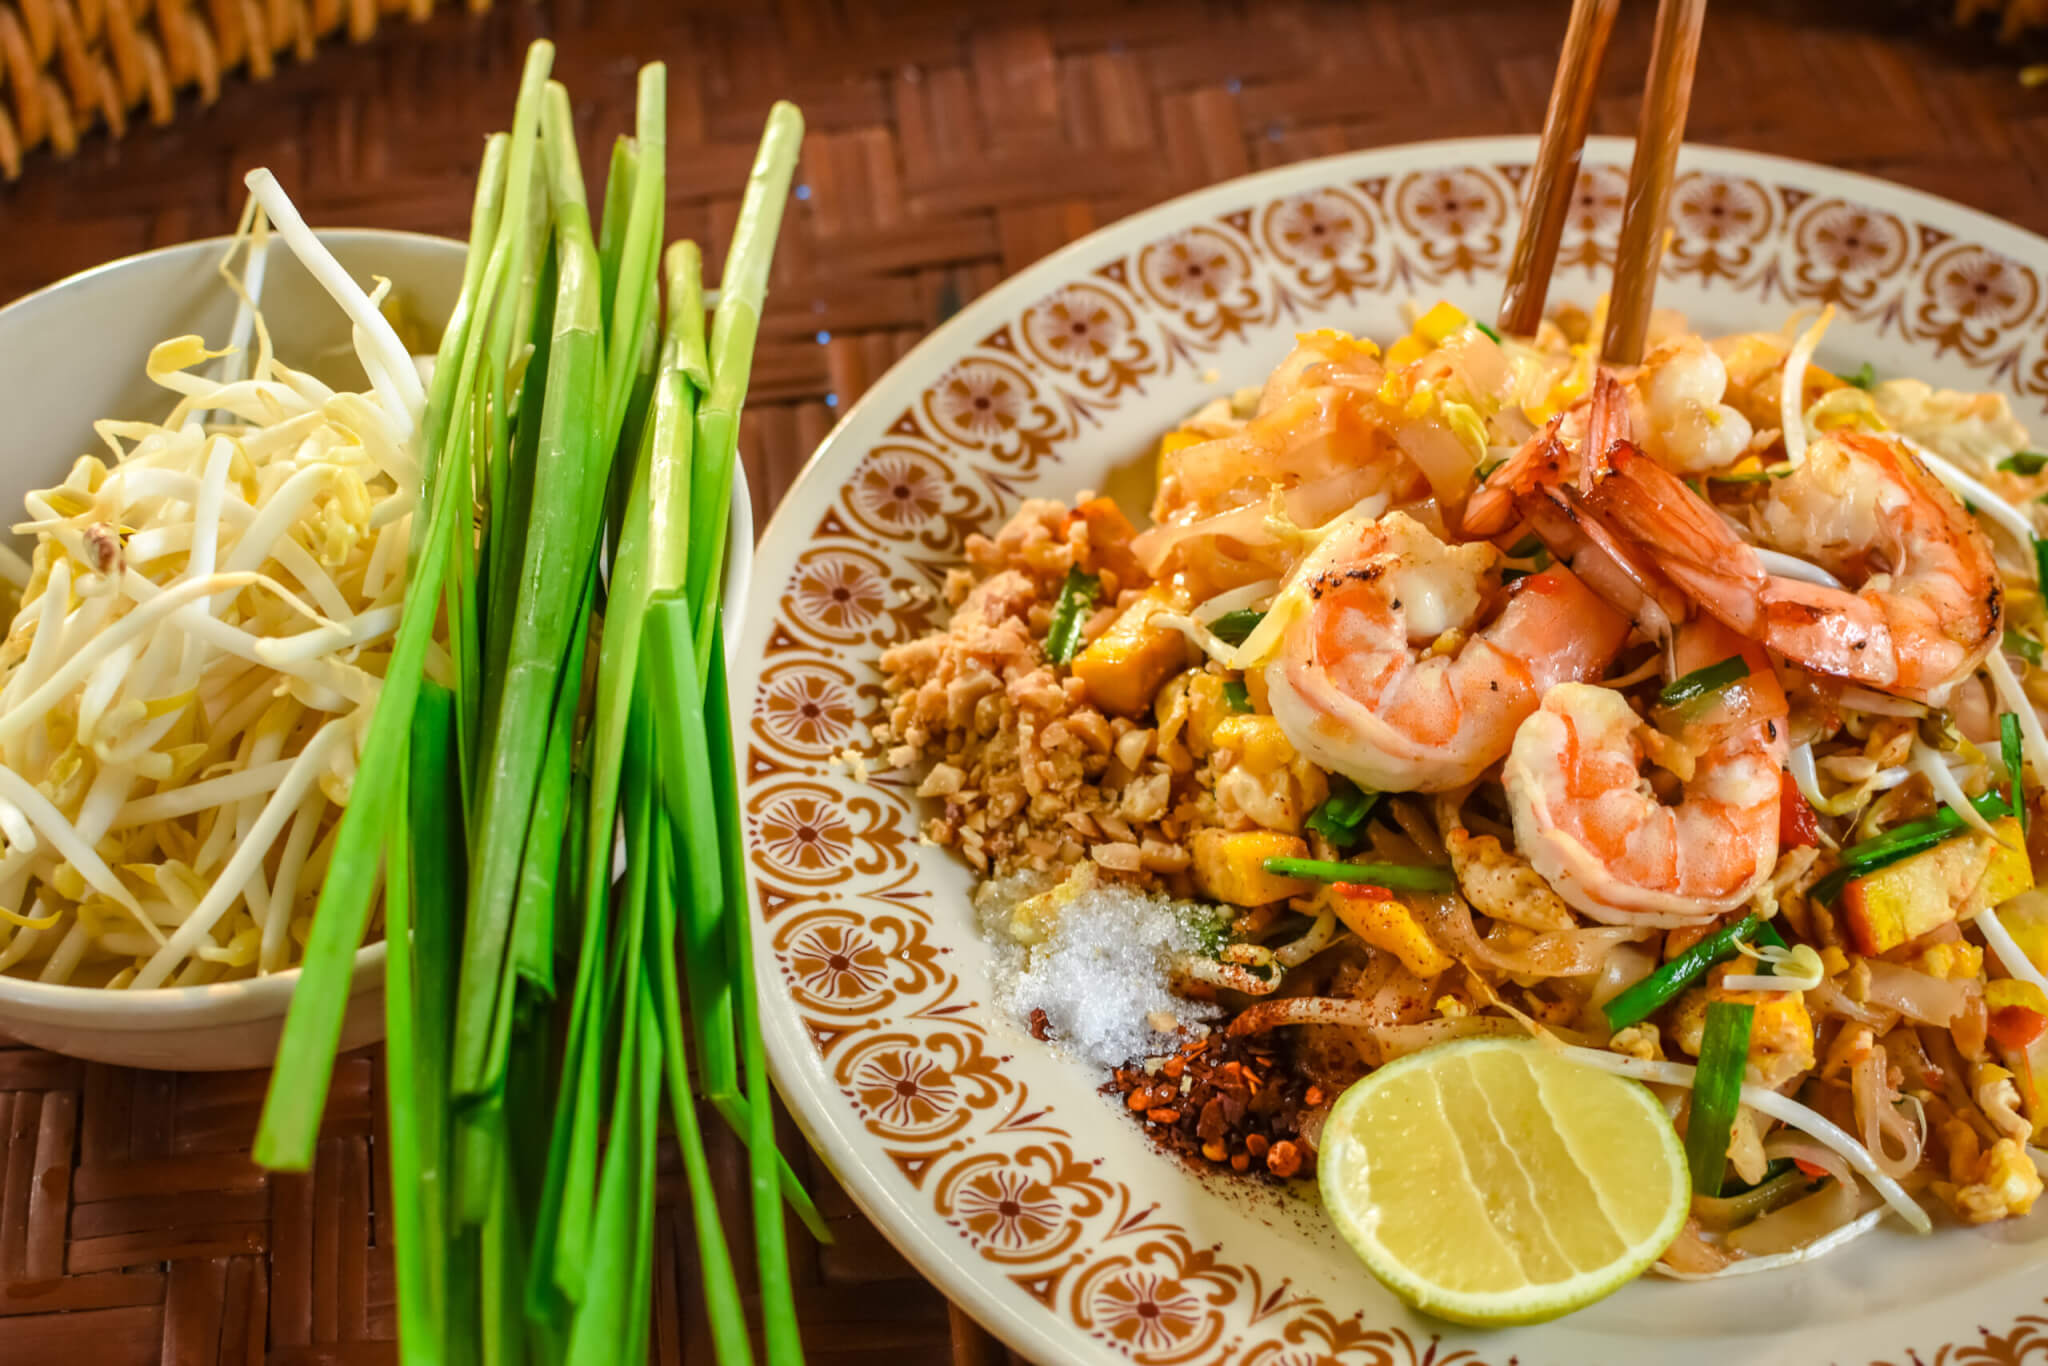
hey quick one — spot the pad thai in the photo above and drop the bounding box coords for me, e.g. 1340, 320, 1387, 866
878, 298, 2048, 1281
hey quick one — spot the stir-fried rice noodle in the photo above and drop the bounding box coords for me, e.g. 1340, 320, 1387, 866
877, 300, 2048, 1279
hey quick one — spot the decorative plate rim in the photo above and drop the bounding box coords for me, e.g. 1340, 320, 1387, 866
739, 134, 2048, 1366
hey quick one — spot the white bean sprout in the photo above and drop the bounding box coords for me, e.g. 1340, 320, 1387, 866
0, 188, 418, 987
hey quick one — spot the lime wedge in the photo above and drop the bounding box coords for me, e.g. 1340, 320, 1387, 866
1318, 1036, 1688, 1325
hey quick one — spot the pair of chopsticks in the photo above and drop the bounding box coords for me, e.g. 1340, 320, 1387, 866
1497, 0, 1709, 365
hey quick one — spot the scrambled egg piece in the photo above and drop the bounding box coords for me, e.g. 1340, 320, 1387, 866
1669, 962, 1816, 1089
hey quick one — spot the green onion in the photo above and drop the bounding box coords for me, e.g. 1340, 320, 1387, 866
1659, 655, 1749, 707
1222, 679, 1251, 712
2006, 711, 2026, 832
1602, 913, 1763, 1030
1505, 534, 1546, 560
1685, 1001, 1755, 1198
2005, 629, 2043, 668
2035, 535, 2048, 590
1209, 608, 1264, 645
1845, 361, 1876, 390
1809, 788, 2014, 904
1477, 458, 1505, 482
1045, 567, 1100, 663
1474, 320, 1503, 343
1304, 777, 1379, 849
1999, 450, 2048, 476
1262, 857, 1454, 891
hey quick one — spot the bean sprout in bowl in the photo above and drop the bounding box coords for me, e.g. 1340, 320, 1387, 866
0, 234, 753, 1070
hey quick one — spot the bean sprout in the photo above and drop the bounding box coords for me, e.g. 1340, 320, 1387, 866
0, 184, 419, 987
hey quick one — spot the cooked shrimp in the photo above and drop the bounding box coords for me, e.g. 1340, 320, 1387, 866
1504, 619, 1789, 925
1262, 509, 1629, 792
1629, 335, 1754, 473
1588, 430, 2002, 702
1465, 373, 1693, 638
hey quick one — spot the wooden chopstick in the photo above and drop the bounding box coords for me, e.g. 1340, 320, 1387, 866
1497, 0, 1620, 339
1602, 0, 1710, 365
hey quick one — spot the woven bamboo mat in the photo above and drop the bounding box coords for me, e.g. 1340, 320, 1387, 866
6, 1, 2048, 1362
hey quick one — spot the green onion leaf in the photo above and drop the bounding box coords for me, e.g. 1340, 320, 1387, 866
1659, 655, 1749, 707
1304, 777, 1380, 850
1474, 320, 1503, 343
2006, 711, 2027, 831
1505, 535, 1546, 560
1685, 1001, 1755, 1198
1045, 568, 1100, 663
1602, 913, 1763, 1030
2005, 629, 2043, 668
1222, 680, 1251, 713
1261, 857, 1454, 891
2034, 535, 2048, 590
1845, 361, 1876, 390
1208, 608, 1264, 646
1999, 450, 2048, 476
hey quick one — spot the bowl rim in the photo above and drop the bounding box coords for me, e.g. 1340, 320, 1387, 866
0, 227, 755, 1019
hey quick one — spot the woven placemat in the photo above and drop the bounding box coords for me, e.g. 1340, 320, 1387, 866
5, 1, 2048, 1362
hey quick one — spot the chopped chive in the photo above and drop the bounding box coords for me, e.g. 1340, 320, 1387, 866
1685, 1001, 1755, 1198
1262, 857, 1454, 891
1999, 450, 2048, 476
1209, 608, 1264, 646
1304, 777, 1379, 850
1045, 567, 1100, 663
2006, 629, 2044, 668
1845, 361, 1876, 390
1222, 679, 1251, 713
2005, 711, 2026, 832
1474, 320, 1503, 343
1659, 655, 1749, 707
1602, 913, 1763, 1030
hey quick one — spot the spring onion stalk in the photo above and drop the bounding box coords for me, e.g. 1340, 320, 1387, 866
1559, 1046, 1933, 1232
2005, 712, 2027, 832
1207, 607, 1265, 646
1045, 567, 1099, 663
1261, 857, 1455, 891
1659, 655, 1748, 708
1685, 1001, 1755, 1198
453, 81, 612, 1106
1303, 778, 1380, 848
1602, 914, 1765, 1031
686, 102, 802, 637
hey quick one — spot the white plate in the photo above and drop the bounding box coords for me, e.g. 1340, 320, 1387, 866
737, 136, 2048, 1366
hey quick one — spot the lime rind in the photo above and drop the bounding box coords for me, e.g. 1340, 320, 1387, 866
1317, 1036, 1690, 1327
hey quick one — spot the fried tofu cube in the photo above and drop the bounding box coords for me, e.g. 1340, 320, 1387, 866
1324, 884, 1453, 978
1842, 817, 2033, 957
1071, 588, 1194, 717
1190, 829, 1309, 906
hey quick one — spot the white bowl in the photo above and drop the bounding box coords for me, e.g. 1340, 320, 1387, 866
0, 230, 753, 1069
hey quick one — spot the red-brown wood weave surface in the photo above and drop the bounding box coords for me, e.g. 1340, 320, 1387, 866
4, 2, 2048, 1362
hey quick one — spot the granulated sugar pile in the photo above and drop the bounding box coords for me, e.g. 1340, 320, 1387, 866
977, 878, 1219, 1065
